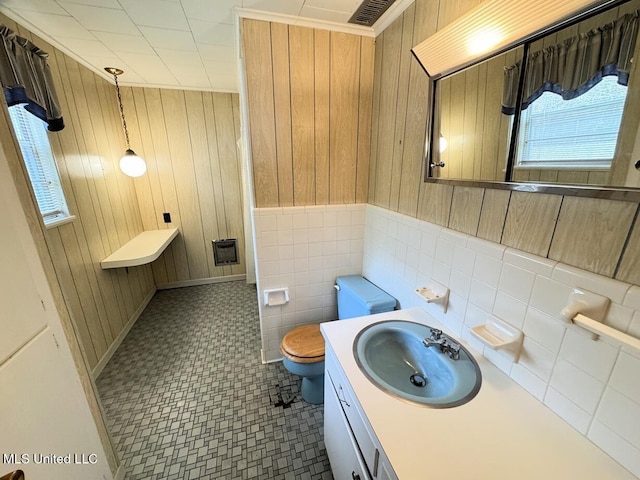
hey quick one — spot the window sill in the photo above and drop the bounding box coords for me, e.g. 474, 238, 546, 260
45, 215, 76, 229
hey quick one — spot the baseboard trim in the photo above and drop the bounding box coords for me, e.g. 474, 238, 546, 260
92, 287, 156, 380
113, 463, 125, 480
156, 274, 247, 290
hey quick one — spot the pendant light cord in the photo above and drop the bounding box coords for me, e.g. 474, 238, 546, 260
112, 73, 131, 150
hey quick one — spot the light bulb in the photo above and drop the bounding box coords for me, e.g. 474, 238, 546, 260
119, 148, 146, 177
439, 135, 448, 153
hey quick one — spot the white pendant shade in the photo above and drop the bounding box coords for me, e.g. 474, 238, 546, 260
412, 0, 604, 76
120, 149, 147, 177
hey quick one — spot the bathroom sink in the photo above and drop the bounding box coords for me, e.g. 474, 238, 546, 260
353, 320, 482, 408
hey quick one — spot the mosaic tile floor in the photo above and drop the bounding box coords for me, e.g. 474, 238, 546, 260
97, 281, 333, 480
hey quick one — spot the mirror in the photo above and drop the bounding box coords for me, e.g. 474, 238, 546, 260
427, 0, 640, 196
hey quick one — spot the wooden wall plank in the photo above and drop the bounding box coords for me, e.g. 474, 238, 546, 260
476, 189, 510, 243
447, 71, 465, 179
549, 197, 636, 277
502, 192, 562, 257
290, 25, 316, 205
242, 19, 279, 207
616, 210, 640, 285
271, 23, 294, 207
402, 0, 439, 217
374, 18, 403, 206
356, 37, 375, 204
185, 90, 223, 278
330, 31, 360, 204
143, 88, 190, 281
202, 92, 232, 277
417, 183, 453, 226
462, 66, 478, 180
160, 89, 209, 280
449, 186, 483, 235
389, 9, 415, 210
315, 29, 331, 205
213, 93, 246, 276
129, 87, 171, 285
368, 33, 384, 204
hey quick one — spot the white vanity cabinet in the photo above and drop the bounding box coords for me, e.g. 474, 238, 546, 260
324, 345, 398, 480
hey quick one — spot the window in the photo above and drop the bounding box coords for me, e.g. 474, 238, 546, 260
515, 76, 628, 170
8, 104, 73, 227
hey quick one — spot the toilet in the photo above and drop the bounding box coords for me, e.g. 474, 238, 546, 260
280, 275, 396, 404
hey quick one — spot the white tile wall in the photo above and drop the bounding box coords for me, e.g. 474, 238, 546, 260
362, 204, 640, 478
253, 204, 365, 362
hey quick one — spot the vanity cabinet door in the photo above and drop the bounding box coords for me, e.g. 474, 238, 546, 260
325, 373, 371, 480
325, 347, 399, 480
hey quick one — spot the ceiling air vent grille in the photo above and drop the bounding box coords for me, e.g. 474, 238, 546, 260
348, 0, 398, 27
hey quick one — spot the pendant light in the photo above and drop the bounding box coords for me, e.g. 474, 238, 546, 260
105, 67, 146, 177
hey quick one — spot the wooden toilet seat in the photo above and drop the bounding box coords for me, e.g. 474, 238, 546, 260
280, 324, 325, 363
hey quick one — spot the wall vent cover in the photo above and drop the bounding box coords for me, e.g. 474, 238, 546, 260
213, 239, 239, 266
348, 0, 397, 26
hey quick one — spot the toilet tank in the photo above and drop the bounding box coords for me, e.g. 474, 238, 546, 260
335, 275, 396, 320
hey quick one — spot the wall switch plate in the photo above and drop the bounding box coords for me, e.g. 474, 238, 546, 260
163, 212, 171, 223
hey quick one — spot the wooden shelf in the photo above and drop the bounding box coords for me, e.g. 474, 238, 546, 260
100, 228, 179, 269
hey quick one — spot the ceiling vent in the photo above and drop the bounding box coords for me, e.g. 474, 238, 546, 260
348, 0, 398, 27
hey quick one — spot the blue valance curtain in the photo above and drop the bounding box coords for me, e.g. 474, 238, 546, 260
502, 10, 640, 115
0, 24, 64, 131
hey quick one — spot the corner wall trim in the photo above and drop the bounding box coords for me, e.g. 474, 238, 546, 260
114, 464, 126, 480
156, 274, 247, 290
91, 287, 156, 380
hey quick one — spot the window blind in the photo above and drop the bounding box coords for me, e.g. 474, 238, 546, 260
516, 76, 626, 168
8, 104, 69, 223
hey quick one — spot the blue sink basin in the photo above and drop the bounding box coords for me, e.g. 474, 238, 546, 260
353, 320, 482, 408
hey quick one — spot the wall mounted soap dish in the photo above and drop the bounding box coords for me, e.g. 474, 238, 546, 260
471, 316, 523, 362
415, 282, 450, 313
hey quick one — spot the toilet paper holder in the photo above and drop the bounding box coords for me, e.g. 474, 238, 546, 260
264, 288, 289, 307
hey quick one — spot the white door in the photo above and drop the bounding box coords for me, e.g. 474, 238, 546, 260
0, 148, 115, 480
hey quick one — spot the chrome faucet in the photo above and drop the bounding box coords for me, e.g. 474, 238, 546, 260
423, 328, 461, 360
423, 328, 446, 348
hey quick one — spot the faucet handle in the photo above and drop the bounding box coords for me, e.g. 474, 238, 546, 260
447, 343, 461, 360
429, 328, 442, 340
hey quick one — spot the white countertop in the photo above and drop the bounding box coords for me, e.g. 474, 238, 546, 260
321, 307, 636, 480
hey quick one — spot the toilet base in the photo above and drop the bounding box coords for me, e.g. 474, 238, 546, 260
300, 374, 324, 405
282, 358, 325, 405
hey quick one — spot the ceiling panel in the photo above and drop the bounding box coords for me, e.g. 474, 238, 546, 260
58, 2, 139, 35
91, 31, 155, 55
1, 0, 67, 15
0, 0, 405, 92
118, 0, 189, 30
138, 25, 197, 51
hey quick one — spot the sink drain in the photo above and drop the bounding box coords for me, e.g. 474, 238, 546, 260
409, 373, 427, 387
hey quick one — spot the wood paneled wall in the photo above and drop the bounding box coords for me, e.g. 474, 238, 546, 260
120, 87, 246, 285
242, 19, 374, 207
0, 14, 154, 371
368, 0, 640, 286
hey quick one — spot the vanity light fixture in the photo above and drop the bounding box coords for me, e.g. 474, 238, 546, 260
104, 67, 146, 177
412, 0, 604, 76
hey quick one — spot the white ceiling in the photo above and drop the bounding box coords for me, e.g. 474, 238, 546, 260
0, 0, 408, 92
